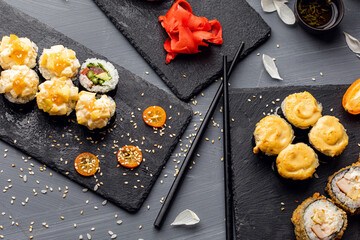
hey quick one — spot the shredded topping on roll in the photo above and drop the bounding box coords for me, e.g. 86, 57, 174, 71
36, 77, 79, 115
75, 91, 116, 130
0, 65, 39, 99
0, 34, 37, 69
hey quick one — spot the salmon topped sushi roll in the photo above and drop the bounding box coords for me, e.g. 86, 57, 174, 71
0, 34, 38, 69
0, 65, 39, 104
326, 160, 360, 215
75, 91, 116, 130
39, 45, 80, 80
291, 193, 347, 240
36, 77, 79, 116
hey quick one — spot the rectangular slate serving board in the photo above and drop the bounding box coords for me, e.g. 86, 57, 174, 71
0, 0, 192, 213
94, 0, 271, 101
229, 85, 360, 240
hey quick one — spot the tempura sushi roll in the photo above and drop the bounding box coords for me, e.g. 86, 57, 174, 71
36, 77, 79, 116
326, 161, 360, 214
308, 116, 348, 157
79, 58, 119, 93
253, 115, 294, 156
39, 45, 80, 80
75, 91, 116, 130
0, 34, 38, 69
291, 193, 347, 240
0, 65, 39, 104
281, 91, 322, 129
276, 143, 319, 180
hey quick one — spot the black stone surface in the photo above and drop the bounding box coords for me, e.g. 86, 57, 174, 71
229, 85, 360, 240
0, 0, 192, 213
93, 0, 271, 101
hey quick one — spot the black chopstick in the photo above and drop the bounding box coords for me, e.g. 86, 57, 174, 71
154, 42, 245, 229
223, 55, 234, 240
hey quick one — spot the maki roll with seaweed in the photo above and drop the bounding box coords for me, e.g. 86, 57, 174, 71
0, 65, 39, 104
0, 34, 38, 69
276, 143, 319, 180
281, 91, 322, 129
36, 77, 79, 116
308, 116, 348, 157
291, 193, 347, 240
75, 91, 116, 130
79, 58, 119, 93
253, 115, 294, 156
39, 45, 80, 80
326, 160, 360, 215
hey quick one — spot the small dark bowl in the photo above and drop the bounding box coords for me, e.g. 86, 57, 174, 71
294, 0, 344, 33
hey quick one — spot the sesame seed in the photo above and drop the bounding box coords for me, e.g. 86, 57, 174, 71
117, 220, 123, 225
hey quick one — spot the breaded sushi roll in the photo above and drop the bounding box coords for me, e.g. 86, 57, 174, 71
253, 115, 294, 156
326, 160, 360, 214
79, 58, 119, 93
291, 193, 347, 240
39, 45, 80, 80
0, 34, 38, 69
75, 91, 116, 130
0, 65, 39, 104
276, 143, 319, 180
281, 91, 322, 129
308, 116, 348, 157
36, 77, 79, 116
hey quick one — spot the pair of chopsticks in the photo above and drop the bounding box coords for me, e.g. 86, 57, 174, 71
154, 42, 245, 240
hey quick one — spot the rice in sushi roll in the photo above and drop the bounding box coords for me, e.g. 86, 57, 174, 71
0, 65, 39, 104
281, 91, 322, 129
79, 58, 119, 93
75, 91, 116, 130
0, 34, 38, 69
36, 77, 79, 116
291, 193, 347, 240
253, 115, 294, 156
39, 45, 80, 80
308, 116, 348, 157
276, 143, 319, 180
326, 160, 360, 214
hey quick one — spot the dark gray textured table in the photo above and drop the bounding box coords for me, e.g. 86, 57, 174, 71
0, 0, 359, 239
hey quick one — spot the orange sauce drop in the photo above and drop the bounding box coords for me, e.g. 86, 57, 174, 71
8, 35, 30, 65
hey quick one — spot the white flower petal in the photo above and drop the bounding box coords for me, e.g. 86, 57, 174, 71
262, 54, 283, 80
171, 209, 200, 226
274, 1, 296, 25
344, 32, 360, 54
261, 0, 276, 13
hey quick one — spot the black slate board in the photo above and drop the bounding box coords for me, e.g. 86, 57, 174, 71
93, 0, 271, 101
229, 85, 360, 240
0, 0, 192, 213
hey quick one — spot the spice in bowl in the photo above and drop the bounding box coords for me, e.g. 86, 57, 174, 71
297, 0, 339, 29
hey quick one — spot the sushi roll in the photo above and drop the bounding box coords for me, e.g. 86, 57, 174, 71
276, 143, 319, 180
308, 116, 348, 157
253, 115, 294, 156
281, 91, 322, 129
38, 45, 80, 80
0, 34, 38, 69
75, 91, 116, 130
291, 193, 347, 240
0, 65, 39, 104
79, 58, 119, 93
36, 77, 79, 116
326, 161, 360, 214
